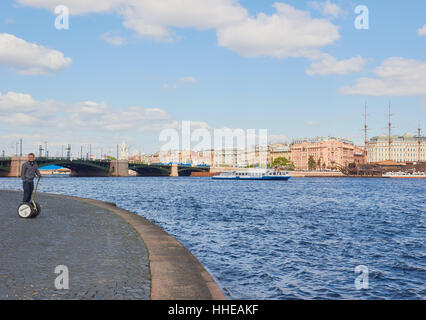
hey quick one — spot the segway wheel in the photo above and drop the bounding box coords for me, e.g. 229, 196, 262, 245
17, 202, 35, 219
33, 202, 41, 218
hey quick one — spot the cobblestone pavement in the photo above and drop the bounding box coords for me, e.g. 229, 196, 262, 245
0, 190, 151, 300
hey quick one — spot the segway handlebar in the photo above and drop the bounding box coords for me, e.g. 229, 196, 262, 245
31, 175, 41, 204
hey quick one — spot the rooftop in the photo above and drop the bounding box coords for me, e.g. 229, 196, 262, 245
369, 134, 426, 142
291, 136, 354, 145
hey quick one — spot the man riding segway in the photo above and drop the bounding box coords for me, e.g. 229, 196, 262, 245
18, 153, 42, 218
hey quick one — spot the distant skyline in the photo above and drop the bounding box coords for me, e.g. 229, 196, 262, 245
0, 0, 425, 155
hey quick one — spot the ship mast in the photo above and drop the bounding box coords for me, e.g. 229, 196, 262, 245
387, 103, 393, 161
364, 102, 369, 159
418, 124, 422, 163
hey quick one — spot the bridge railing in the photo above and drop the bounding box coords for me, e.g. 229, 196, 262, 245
35, 157, 112, 162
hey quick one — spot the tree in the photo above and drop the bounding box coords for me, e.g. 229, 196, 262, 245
317, 159, 321, 170
271, 157, 295, 171
272, 157, 290, 167
308, 156, 316, 171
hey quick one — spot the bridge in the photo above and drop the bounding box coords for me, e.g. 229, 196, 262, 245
0, 158, 11, 175
36, 158, 113, 177
128, 163, 210, 177
0, 157, 210, 177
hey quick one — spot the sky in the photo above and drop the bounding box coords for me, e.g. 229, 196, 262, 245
0, 0, 425, 156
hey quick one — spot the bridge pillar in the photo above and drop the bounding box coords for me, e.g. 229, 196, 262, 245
170, 164, 179, 177
7, 157, 26, 177
110, 160, 129, 177
209, 167, 224, 173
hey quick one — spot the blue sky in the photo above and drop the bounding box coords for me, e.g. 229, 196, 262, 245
0, 0, 425, 155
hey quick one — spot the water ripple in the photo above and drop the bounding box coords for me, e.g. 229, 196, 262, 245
1, 177, 425, 299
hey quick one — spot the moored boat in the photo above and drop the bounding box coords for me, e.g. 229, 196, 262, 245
212, 168, 291, 180
383, 171, 426, 178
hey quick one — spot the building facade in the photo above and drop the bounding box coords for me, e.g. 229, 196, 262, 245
214, 148, 244, 167
290, 137, 360, 171
268, 143, 291, 164
155, 149, 215, 166
366, 134, 426, 163
213, 146, 268, 167
354, 145, 366, 165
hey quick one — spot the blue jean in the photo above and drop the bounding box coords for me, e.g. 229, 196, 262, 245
23, 180, 34, 203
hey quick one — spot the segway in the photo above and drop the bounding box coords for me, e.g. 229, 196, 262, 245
17, 176, 41, 219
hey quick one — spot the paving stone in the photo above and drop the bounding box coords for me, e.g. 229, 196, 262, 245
0, 190, 150, 300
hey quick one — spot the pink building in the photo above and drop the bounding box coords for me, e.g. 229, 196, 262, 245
290, 137, 359, 171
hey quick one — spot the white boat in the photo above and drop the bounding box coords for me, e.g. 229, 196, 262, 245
383, 171, 426, 178
212, 168, 291, 181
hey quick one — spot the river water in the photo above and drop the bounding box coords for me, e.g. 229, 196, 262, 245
1, 176, 425, 299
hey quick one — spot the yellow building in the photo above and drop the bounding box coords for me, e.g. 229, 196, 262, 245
366, 134, 426, 163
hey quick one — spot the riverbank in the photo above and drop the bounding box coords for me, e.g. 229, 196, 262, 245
0, 190, 225, 300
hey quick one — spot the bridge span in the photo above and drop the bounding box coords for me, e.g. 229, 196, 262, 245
128, 163, 209, 177
0, 157, 210, 177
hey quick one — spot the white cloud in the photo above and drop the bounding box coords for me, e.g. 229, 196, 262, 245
163, 83, 177, 90
309, 0, 343, 18
73, 101, 109, 115
17, 0, 247, 34
321, 0, 343, 18
121, 0, 247, 40
0, 91, 223, 154
178, 76, 197, 84
216, 3, 340, 59
16, 0, 122, 15
3, 113, 39, 125
72, 103, 173, 131
417, 25, 426, 36
17, 1, 340, 61
0, 92, 61, 126
305, 120, 318, 126
341, 57, 426, 96
0, 91, 60, 115
100, 32, 127, 45
0, 33, 71, 75
307, 54, 367, 75
0, 91, 37, 110
99, 107, 173, 131
164, 76, 197, 89
0, 91, 176, 132
188, 121, 210, 129
17, 0, 245, 41
114, 2, 341, 69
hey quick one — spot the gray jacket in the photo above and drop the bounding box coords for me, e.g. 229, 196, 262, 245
21, 161, 41, 182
